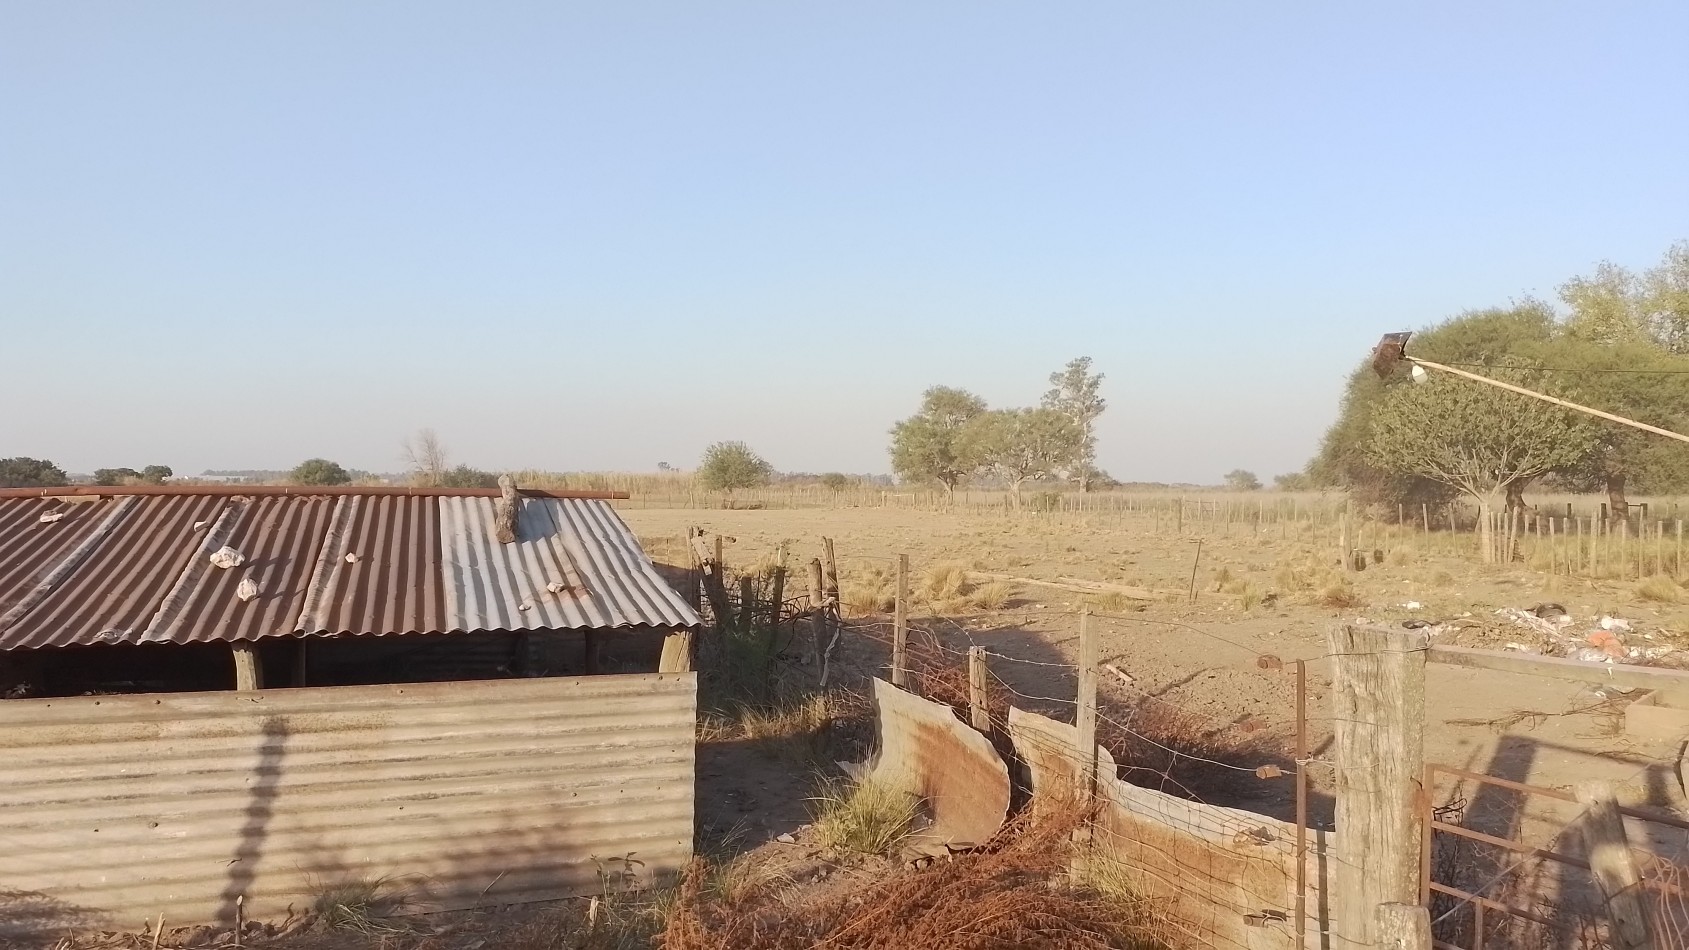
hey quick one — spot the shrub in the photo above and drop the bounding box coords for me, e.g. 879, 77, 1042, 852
919, 561, 971, 602
968, 581, 1014, 610
810, 777, 919, 855
1319, 581, 1365, 609
1638, 575, 1682, 603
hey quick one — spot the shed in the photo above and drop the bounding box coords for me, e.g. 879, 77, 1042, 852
0, 485, 701, 941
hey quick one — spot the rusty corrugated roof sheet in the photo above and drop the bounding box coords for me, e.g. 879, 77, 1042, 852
0, 489, 698, 650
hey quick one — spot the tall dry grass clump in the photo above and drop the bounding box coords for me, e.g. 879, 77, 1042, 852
663, 808, 1166, 950
1098, 701, 1279, 801
810, 777, 920, 855
1638, 575, 1683, 603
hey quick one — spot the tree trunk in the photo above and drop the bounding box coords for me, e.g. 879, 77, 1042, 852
1009, 478, 1024, 510
1476, 497, 1496, 564
1608, 473, 1629, 528
942, 480, 956, 504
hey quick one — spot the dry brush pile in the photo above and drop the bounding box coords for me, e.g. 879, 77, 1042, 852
661, 808, 1164, 950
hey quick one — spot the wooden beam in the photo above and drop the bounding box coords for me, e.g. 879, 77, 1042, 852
1428, 645, 1689, 699
892, 554, 909, 688
1076, 610, 1098, 801
659, 631, 694, 673
965, 571, 1162, 600
1329, 624, 1427, 946
1576, 781, 1656, 950
494, 475, 521, 544
232, 644, 262, 691
968, 646, 991, 733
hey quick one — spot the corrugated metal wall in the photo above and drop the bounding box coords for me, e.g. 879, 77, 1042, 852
0, 673, 695, 939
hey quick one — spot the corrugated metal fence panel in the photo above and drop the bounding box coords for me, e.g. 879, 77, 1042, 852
439, 497, 700, 632
0, 673, 696, 937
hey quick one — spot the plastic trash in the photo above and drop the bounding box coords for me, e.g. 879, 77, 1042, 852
1600, 616, 1634, 632
38, 511, 65, 524
209, 546, 245, 570
236, 578, 259, 602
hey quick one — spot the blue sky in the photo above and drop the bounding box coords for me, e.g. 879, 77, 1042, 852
3, 3, 1686, 483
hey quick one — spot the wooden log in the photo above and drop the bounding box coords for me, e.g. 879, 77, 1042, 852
1373, 903, 1432, 950
494, 475, 520, 544
1576, 782, 1656, 950
1328, 624, 1427, 946
232, 644, 262, 691
965, 571, 1162, 600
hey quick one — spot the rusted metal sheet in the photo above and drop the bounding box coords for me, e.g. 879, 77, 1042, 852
439, 497, 697, 632
1006, 708, 1335, 950
861, 677, 1009, 855
0, 491, 699, 651
0, 672, 696, 938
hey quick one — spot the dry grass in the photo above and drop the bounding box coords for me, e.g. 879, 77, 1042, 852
1638, 575, 1683, 603
843, 565, 896, 616
918, 561, 972, 602
311, 876, 408, 934
968, 580, 1015, 610
810, 777, 920, 855
663, 808, 1167, 950
1087, 591, 1138, 613
1318, 581, 1365, 609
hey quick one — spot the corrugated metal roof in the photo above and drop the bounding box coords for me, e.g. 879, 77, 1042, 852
0, 672, 696, 933
0, 490, 698, 650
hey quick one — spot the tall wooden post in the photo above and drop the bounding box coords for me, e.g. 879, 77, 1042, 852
892, 554, 909, 688
967, 646, 991, 732
1328, 623, 1427, 947
1576, 782, 1655, 950
805, 557, 825, 666
1076, 609, 1098, 802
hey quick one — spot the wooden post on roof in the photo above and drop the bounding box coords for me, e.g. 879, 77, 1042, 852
232, 644, 262, 691
659, 630, 694, 673
1328, 623, 1427, 947
1576, 781, 1655, 950
494, 475, 521, 544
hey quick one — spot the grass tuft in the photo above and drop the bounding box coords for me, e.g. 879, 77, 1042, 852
1319, 581, 1365, 610
1638, 575, 1682, 603
968, 580, 1014, 610
810, 777, 920, 855
312, 876, 406, 933
918, 561, 972, 602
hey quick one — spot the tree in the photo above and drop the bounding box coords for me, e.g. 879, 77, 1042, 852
291, 458, 352, 486
1224, 469, 1262, 491
1309, 302, 1559, 511
697, 442, 773, 501
437, 465, 500, 489
820, 472, 851, 492
1273, 472, 1312, 491
92, 467, 140, 486
401, 428, 450, 486
1642, 240, 1689, 354
0, 457, 69, 488
139, 465, 172, 485
889, 386, 988, 500
1042, 357, 1107, 491
1364, 372, 1595, 561
962, 407, 1081, 508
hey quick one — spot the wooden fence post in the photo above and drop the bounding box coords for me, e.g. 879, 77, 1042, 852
1328, 623, 1427, 946
805, 557, 825, 666
1374, 903, 1431, 950
1076, 609, 1098, 801
232, 644, 262, 691
892, 554, 909, 688
967, 646, 990, 732
1576, 781, 1655, 950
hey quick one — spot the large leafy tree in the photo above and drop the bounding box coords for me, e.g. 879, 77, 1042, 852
1309, 302, 1559, 512
139, 465, 172, 484
0, 458, 70, 488
291, 458, 352, 486
92, 467, 140, 486
889, 386, 988, 500
697, 441, 773, 501
961, 407, 1081, 508
1365, 371, 1595, 561
1224, 469, 1262, 491
1041, 357, 1106, 491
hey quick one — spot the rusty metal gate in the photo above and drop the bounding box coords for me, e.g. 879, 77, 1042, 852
1419, 763, 1689, 949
